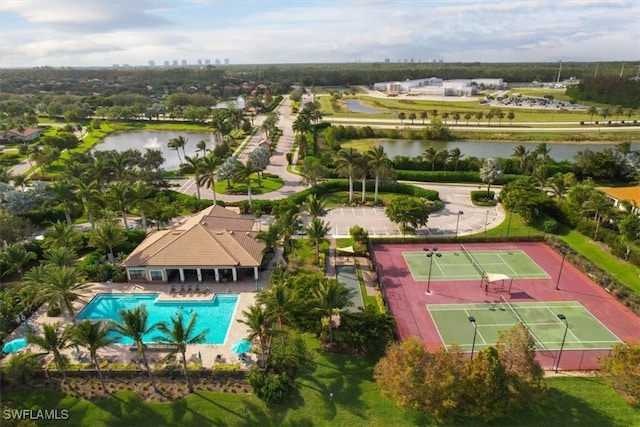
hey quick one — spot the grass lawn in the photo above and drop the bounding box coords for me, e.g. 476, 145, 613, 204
5, 338, 638, 426
558, 228, 640, 294
215, 174, 284, 195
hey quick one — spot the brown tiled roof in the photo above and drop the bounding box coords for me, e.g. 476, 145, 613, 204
122, 206, 265, 268
601, 186, 640, 207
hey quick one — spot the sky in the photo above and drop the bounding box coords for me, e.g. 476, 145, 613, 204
1, 0, 639, 68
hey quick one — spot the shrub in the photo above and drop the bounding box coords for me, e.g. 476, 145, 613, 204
246, 367, 292, 405
47, 304, 62, 317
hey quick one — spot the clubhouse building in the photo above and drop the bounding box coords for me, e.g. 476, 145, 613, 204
122, 205, 265, 284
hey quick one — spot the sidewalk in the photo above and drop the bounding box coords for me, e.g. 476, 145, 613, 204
327, 239, 379, 298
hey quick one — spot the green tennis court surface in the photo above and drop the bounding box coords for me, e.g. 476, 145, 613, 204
403, 249, 549, 281
428, 300, 621, 352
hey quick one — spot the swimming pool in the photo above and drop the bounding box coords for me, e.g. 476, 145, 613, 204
76, 293, 238, 345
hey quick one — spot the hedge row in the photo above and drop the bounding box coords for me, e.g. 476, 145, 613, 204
395, 170, 520, 184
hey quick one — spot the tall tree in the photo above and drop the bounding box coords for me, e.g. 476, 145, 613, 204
0, 243, 36, 278
27, 322, 72, 384
112, 306, 163, 393
232, 159, 258, 206
35, 266, 90, 317
302, 194, 327, 219
197, 153, 223, 205
47, 180, 78, 227
367, 145, 393, 204
423, 146, 438, 171
107, 181, 131, 229
548, 172, 576, 207
306, 217, 330, 265
448, 147, 464, 171
155, 312, 209, 393
89, 219, 127, 262
70, 320, 119, 393
512, 145, 530, 174
461, 346, 509, 420
129, 180, 153, 233
238, 304, 272, 365
600, 343, 640, 404
334, 148, 361, 203
180, 155, 203, 199
311, 279, 353, 346
257, 283, 299, 344
479, 158, 503, 195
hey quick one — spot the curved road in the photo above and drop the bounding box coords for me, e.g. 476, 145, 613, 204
175, 96, 504, 237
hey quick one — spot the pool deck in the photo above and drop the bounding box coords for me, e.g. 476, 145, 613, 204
2, 277, 270, 369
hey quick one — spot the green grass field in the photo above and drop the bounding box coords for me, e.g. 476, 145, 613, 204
403, 249, 549, 282
428, 301, 621, 352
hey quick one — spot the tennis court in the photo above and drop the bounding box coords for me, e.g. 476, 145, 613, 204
403, 247, 549, 282
428, 299, 621, 352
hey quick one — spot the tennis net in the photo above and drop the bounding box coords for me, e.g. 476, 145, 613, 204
460, 244, 486, 279
500, 293, 546, 350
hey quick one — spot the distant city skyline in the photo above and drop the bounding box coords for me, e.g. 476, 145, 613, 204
1, 0, 639, 68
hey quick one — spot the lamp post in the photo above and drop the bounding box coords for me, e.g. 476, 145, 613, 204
468, 316, 478, 360
455, 211, 464, 241
556, 249, 570, 290
484, 210, 489, 234
423, 247, 442, 295
555, 314, 568, 373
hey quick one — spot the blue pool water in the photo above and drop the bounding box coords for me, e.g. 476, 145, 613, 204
76, 293, 238, 345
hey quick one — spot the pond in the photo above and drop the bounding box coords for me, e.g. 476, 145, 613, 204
348, 140, 637, 162
345, 99, 385, 114
95, 130, 215, 170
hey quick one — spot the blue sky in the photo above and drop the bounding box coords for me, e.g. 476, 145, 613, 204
1, 0, 639, 68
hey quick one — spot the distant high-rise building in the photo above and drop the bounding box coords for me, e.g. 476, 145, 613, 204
148, 60, 155, 67
205, 59, 211, 65
172, 60, 178, 66
181, 59, 187, 66
164, 61, 170, 67
197, 59, 202, 65
215, 59, 221, 65
224, 58, 229, 65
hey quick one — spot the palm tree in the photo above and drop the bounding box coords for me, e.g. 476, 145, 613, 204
423, 146, 438, 171
302, 194, 327, 219
129, 180, 153, 233
74, 180, 100, 229
107, 181, 131, 229
507, 110, 515, 126
36, 266, 90, 317
255, 223, 283, 258
436, 149, 449, 171
367, 145, 393, 204
155, 313, 209, 393
452, 112, 461, 125
479, 158, 502, 196
89, 219, 127, 262
179, 155, 203, 199
238, 304, 272, 364
112, 306, 163, 393
398, 112, 406, 124
512, 145, 529, 173
420, 111, 428, 124
70, 320, 119, 393
612, 105, 623, 123
311, 279, 354, 346
548, 172, 576, 208
408, 112, 417, 124
88, 156, 113, 190
448, 147, 463, 171
43, 246, 78, 267
43, 221, 82, 251
306, 218, 330, 264
583, 191, 614, 240
475, 111, 483, 126
167, 137, 183, 165
441, 112, 450, 124
196, 139, 208, 155
464, 112, 472, 126
257, 283, 299, 344
0, 244, 36, 278
277, 210, 302, 256
232, 159, 258, 206
27, 322, 72, 384
109, 151, 134, 182
587, 106, 597, 123
48, 180, 78, 227
197, 153, 223, 205
334, 148, 361, 203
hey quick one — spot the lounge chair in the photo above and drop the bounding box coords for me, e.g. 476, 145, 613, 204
169, 286, 177, 295
187, 286, 193, 294
179, 286, 187, 296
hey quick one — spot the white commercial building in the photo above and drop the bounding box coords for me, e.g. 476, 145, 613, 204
373, 77, 506, 97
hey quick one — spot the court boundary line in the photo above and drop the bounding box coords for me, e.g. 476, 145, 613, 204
428, 300, 622, 350
403, 249, 551, 281
464, 309, 487, 345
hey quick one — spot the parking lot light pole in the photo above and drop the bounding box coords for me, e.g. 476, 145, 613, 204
468, 316, 478, 360
455, 211, 464, 241
423, 247, 442, 295
555, 314, 568, 373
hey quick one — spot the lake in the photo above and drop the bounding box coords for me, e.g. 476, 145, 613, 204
345, 99, 384, 114
95, 130, 215, 170
349, 140, 637, 162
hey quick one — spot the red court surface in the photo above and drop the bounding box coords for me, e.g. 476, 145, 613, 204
372, 242, 640, 371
